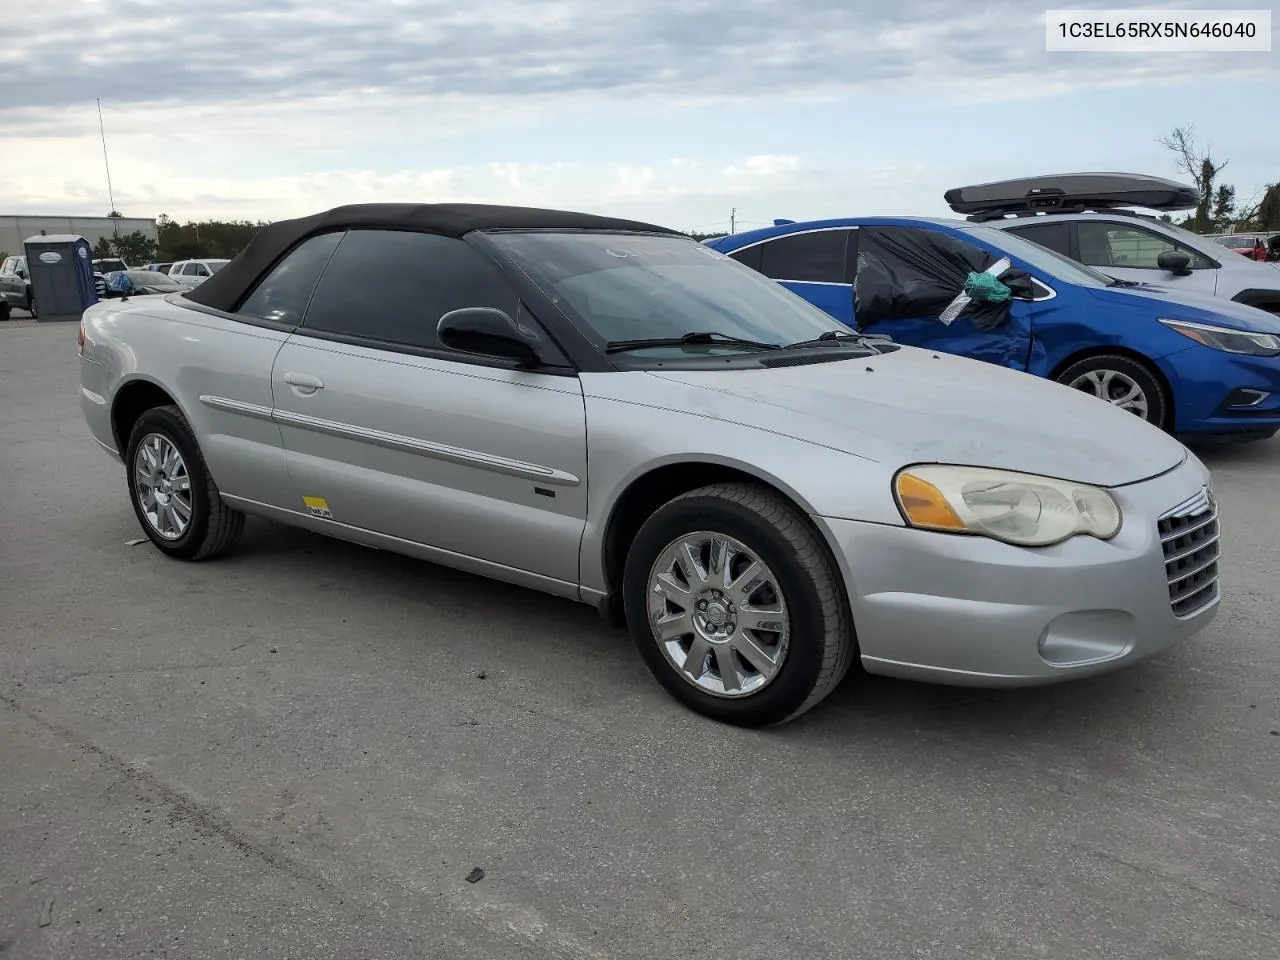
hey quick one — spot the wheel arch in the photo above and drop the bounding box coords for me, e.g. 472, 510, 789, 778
1048, 346, 1178, 431
109, 376, 188, 456
595, 457, 836, 628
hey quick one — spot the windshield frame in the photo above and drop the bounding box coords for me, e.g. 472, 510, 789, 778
481, 228, 870, 367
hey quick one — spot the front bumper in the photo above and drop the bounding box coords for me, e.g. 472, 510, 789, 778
820, 457, 1220, 686
1162, 347, 1280, 438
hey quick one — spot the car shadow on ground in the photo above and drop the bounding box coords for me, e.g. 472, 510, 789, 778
230, 515, 1203, 750
1183, 433, 1278, 465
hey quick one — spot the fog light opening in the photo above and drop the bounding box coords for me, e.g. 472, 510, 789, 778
1228, 388, 1270, 408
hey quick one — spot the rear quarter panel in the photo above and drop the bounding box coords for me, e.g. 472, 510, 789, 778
80, 297, 295, 505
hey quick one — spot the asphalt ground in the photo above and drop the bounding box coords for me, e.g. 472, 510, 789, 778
2, 318, 1278, 959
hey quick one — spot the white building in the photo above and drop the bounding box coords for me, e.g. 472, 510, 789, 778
0, 215, 158, 258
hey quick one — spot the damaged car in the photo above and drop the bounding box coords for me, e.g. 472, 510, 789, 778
706, 216, 1280, 443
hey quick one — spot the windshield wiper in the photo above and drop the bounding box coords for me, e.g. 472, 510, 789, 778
784, 330, 883, 350
605, 331, 781, 354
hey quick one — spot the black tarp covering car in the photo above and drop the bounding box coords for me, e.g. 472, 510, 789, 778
853, 226, 1035, 333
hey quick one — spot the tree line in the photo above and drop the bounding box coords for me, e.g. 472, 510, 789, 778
91, 213, 270, 265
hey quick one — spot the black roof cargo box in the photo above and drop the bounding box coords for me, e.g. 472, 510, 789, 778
944, 173, 1200, 218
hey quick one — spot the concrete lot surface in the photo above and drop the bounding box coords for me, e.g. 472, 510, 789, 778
2, 320, 1278, 959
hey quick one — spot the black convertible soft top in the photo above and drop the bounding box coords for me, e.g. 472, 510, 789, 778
182, 202, 680, 313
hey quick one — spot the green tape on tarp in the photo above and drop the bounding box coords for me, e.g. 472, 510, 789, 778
963, 271, 1012, 304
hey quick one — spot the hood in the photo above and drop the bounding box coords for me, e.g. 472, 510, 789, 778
1088, 283, 1280, 334
647, 347, 1187, 487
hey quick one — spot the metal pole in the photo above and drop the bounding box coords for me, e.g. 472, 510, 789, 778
97, 98, 119, 238
731, 207, 736, 233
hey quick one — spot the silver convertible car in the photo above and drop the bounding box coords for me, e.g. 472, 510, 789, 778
78, 204, 1223, 726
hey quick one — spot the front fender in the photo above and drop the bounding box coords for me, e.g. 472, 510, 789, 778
578, 394, 903, 597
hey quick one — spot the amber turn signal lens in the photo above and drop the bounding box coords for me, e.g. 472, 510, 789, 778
895, 473, 965, 530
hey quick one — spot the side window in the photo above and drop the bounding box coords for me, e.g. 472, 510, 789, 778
301, 229, 521, 352
1077, 222, 1214, 270
237, 232, 343, 325
1005, 221, 1071, 256
759, 230, 851, 283
727, 244, 763, 272
193, 263, 210, 277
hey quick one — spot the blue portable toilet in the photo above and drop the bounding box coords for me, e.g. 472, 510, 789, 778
22, 234, 98, 320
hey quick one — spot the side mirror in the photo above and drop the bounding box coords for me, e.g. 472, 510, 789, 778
437, 306, 542, 366
15, 268, 26, 279
1157, 250, 1192, 275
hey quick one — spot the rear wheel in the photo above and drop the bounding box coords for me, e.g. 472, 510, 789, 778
1056, 354, 1169, 430
622, 482, 855, 727
125, 405, 244, 560
25, 294, 37, 319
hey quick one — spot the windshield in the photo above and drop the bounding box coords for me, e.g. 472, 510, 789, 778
961, 224, 1116, 288
488, 232, 851, 354
95, 259, 128, 272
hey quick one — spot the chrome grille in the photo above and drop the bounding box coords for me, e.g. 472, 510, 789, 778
1158, 487, 1220, 618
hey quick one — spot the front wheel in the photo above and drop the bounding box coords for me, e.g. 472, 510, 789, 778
622, 483, 856, 727
1055, 354, 1169, 430
125, 404, 245, 560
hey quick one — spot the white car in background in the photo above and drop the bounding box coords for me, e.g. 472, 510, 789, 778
169, 259, 230, 288
947, 173, 1280, 316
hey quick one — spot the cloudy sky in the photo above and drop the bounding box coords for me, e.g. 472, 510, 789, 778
2, 0, 1277, 232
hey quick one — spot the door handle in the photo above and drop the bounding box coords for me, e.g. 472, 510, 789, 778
283, 372, 325, 393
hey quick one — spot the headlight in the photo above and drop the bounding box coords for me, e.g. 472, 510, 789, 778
1159, 318, 1280, 357
893, 465, 1122, 547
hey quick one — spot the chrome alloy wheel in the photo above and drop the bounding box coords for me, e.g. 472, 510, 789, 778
646, 531, 791, 698
133, 433, 193, 540
1067, 368, 1150, 419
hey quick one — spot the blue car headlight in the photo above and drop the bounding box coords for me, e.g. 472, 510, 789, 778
1159, 318, 1280, 357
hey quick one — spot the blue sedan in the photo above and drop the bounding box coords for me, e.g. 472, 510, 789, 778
706, 217, 1280, 442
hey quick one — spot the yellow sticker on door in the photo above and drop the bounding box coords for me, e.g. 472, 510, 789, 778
302, 496, 334, 520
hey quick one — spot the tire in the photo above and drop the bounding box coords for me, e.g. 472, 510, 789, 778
25, 294, 37, 319
1055, 353, 1169, 430
0, 301, 10, 322
622, 482, 855, 727
125, 404, 244, 560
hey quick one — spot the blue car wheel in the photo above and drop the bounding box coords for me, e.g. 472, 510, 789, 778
1055, 353, 1169, 430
